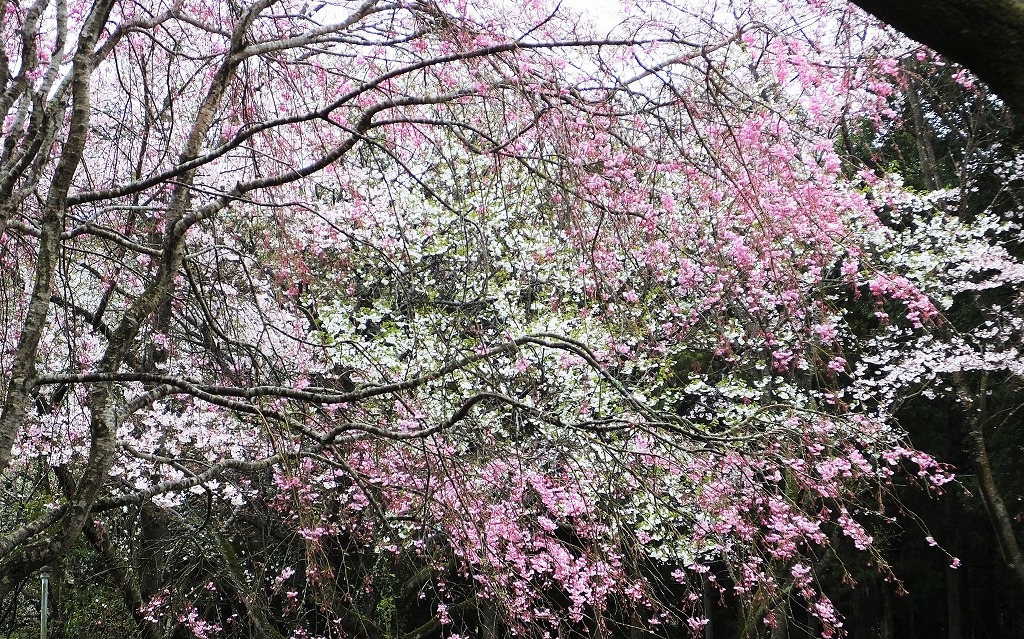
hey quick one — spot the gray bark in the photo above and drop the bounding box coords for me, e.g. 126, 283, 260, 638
955, 372, 1024, 587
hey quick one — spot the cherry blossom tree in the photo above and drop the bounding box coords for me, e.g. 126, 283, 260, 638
844, 57, 1024, 600
0, 0, 1014, 638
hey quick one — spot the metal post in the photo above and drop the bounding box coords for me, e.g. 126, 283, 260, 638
39, 567, 49, 639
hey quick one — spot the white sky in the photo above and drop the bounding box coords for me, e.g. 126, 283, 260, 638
559, 0, 626, 34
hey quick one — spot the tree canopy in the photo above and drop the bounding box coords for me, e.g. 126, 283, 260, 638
0, 1, 1022, 638
852, 0, 1024, 116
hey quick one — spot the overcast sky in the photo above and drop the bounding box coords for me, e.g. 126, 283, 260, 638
560, 0, 626, 33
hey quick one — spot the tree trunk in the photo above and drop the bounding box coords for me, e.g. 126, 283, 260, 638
955, 372, 1024, 587
907, 79, 943, 190
881, 578, 894, 639
968, 416, 1024, 585
702, 575, 714, 639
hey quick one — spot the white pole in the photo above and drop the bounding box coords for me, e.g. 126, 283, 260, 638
39, 567, 49, 639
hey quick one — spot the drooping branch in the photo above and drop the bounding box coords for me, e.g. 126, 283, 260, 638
851, 0, 1024, 117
